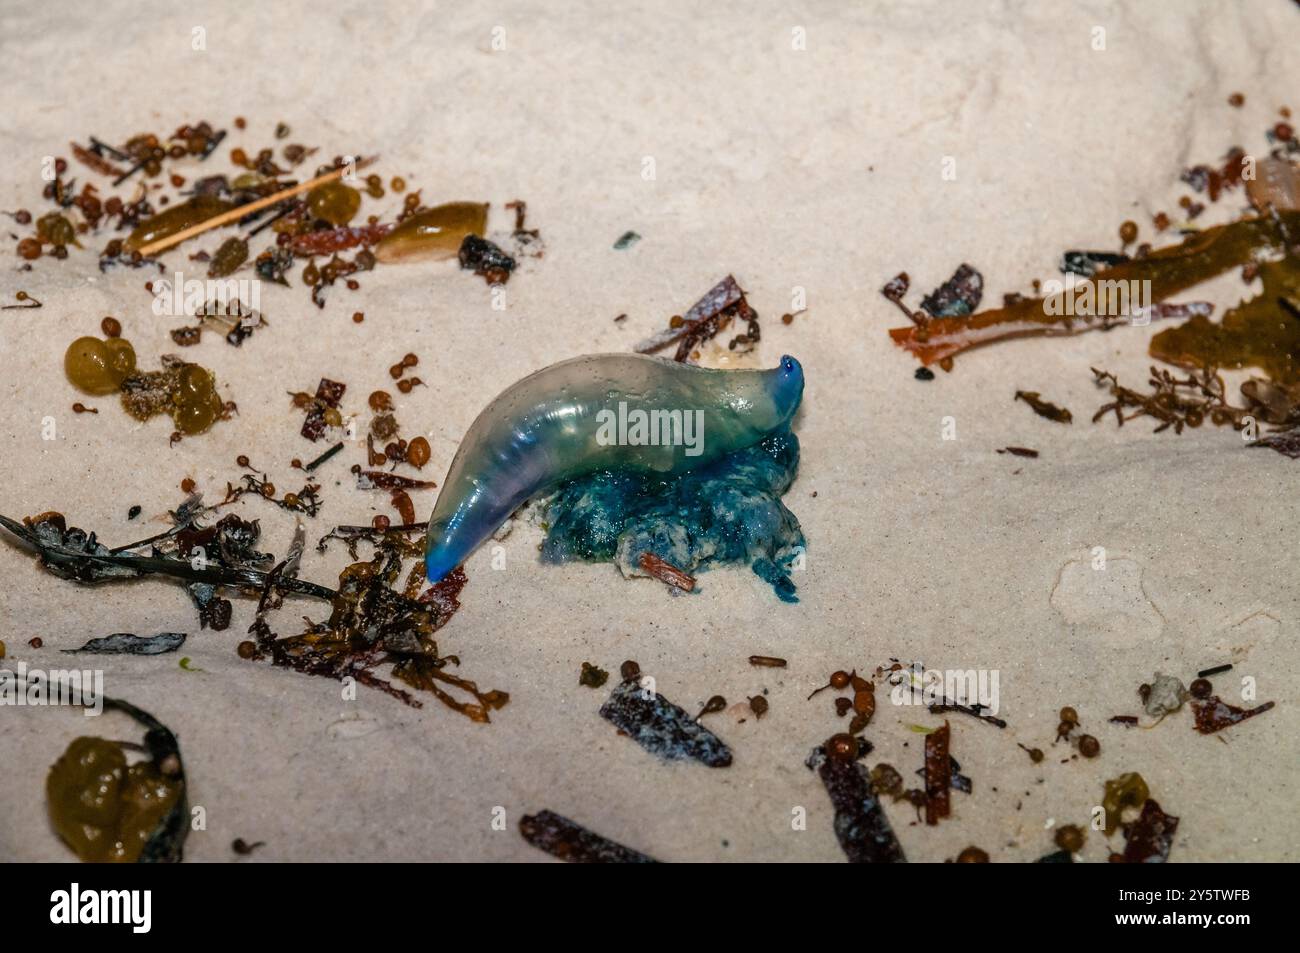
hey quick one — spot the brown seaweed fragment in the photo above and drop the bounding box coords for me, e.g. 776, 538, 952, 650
355, 470, 437, 491
805, 745, 906, 863
519, 810, 657, 863
1181, 147, 1249, 203
915, 755, 972, 793
1015, 390, 1073, 424
1116, 798, 1178, 864
1190, 696, 1275, 734
634, 275, 759, 362
1091, 366, 1250, 434
598, 674, 732, 767
579, 662, 609, 688
890, 212, 1300, 366
923, 721, 952, 825
221, 474, 323, 517
1150, 255, 1300, 384
251, 545, 503, 718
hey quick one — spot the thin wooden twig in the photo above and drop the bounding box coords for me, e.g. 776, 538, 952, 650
135, 156, 377, 257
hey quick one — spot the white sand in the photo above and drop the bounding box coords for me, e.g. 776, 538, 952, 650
1, 0, 1295, 862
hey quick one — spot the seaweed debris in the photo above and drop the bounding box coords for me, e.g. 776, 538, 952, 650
1190, 696, 1275, 734
519, 810, 657, 863
0, 510, 503, 719
1015, 390, 1073, 424
634, 275, 761, 362
598, 671, 732, 767
63, 632, 187, 656
805, 743, 906, 863
889, 212, 1300, 367
923, 721, 952, 825
1115, 799, 1179, 864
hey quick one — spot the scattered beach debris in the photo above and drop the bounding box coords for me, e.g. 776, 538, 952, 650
1015, 390, 1073, 424
924, 721, 952, 825
805, 741, 906, 863
519, 810, 657, 863
1115, 799, 1179, 863
921, 263, 984, 318
578, 662, 608, 688
63, 632, 186, 655
598, 670, 733, 767
634, 274, 760, 362
1190, 696, 1275, 734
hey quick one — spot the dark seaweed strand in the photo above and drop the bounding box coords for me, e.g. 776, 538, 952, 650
928, 700, 1007, 728
0, 514, 337, 600
807, 746, 906, 863
519, 810, 657, 863
598, 677, 732, 767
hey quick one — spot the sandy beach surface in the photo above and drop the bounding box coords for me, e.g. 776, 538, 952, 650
1, 0, 1295, 862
